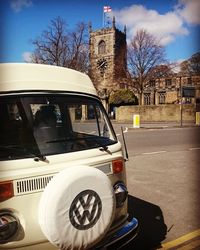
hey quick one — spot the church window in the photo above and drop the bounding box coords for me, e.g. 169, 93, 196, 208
165, 79, 172, 87
144, 93, 151, 105
187, 77, 192, 85
159, 92, 166, 104
98, 40, 106, 54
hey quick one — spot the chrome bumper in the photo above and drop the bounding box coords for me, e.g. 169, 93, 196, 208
96, 217, 139, 249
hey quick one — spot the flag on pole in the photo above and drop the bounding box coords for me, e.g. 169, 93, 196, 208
103, 6, 112, 28
104, 6, 112, 12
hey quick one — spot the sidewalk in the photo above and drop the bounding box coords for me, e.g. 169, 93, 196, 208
111, 120, 198, 131
136, 121, 196, 129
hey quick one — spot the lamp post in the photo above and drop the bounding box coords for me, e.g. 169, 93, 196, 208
180, 76, 183, 127
101, 88, 109, 113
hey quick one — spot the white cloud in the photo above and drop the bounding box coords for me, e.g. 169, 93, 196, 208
176, 0, 200, 25
113, 4, 189, 46
22, 51, 32, 62
10, 0, 32, 13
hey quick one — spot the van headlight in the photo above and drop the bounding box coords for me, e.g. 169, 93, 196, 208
0, 211, 19, 243
114, 182, 128, 208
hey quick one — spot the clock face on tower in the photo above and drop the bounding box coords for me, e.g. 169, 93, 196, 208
97, 58, 108, 73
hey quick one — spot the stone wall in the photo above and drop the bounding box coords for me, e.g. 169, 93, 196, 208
116, 104, 196, 122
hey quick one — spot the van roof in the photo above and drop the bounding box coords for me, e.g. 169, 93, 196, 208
0, 63, 97, 96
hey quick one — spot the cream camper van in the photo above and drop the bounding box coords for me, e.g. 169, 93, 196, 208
0, 63, 138, 250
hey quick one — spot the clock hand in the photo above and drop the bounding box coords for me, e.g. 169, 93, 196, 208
98, 62, 105, 68
101, 61, 106, 66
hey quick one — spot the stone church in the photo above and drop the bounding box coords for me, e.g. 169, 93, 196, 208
88, 17, 128, 105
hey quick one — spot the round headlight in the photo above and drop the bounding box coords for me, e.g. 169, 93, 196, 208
114, 182, 128, 208
0, 211, 19, 243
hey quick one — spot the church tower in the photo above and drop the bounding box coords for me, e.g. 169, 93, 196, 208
89, 18, 128, 98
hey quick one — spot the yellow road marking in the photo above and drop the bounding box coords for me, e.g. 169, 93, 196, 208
178, 238, 200, 250
161, 229, 200, 249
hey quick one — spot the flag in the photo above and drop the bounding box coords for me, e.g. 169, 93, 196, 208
104, 6, 112, 13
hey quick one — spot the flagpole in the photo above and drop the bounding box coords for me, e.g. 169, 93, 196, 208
103, 9, 104, 28
103, 6, 112, 28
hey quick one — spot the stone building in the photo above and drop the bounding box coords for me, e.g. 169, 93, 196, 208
89, 17, 128, 108
143, 74, 200, 106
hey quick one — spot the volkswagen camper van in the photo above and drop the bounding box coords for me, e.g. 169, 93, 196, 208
0, 63, 138, 250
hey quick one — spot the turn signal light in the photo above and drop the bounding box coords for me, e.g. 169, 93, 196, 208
112, 159, 124, 174
0, 181, 14, 202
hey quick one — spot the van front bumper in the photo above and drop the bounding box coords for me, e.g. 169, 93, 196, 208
0, 217, 138, 250
96, 217, 139, 249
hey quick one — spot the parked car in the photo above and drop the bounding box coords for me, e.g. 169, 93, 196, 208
0, 63, 138, 250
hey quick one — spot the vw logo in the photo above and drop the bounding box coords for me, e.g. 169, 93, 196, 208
69, 190, 102, 230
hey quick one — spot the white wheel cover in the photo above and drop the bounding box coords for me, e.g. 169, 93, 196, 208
39, 166, 115, 250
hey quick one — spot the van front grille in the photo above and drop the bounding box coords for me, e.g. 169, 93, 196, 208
14, 175, 54, 195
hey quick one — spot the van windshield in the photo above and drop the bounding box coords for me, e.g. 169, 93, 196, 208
0, 94, 117, 160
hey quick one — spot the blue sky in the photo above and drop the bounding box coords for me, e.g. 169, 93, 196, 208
0, 0, 199, 64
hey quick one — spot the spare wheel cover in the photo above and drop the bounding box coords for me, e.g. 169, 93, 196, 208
39, 165, 115, 250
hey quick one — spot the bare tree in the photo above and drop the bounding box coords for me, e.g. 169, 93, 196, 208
190, 52, 200, 74
30, 17, 89, 72
180, 60, 191, 74
148, 64, 173, 79
67, 22, 89, 72
180, 52, 200, 75
127, 29, 166, 104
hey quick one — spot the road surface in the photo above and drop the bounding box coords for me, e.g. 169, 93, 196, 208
114, 126, 200, 249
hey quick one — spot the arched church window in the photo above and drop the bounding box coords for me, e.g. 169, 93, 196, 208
144, 93, 151, 105
159, 92, 166, 104
98, 40, 106, 54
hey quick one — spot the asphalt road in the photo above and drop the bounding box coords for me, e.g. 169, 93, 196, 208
114, 126, 200, 249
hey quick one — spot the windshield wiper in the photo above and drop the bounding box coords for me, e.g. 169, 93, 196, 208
46, 137, 70, 143
99, 145, 112, 154
0, 145, 47, 162
88, 138, 112, 154
34, 155, 48, 162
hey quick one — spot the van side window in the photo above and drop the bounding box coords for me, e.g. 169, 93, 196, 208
0, 103, 22, 145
